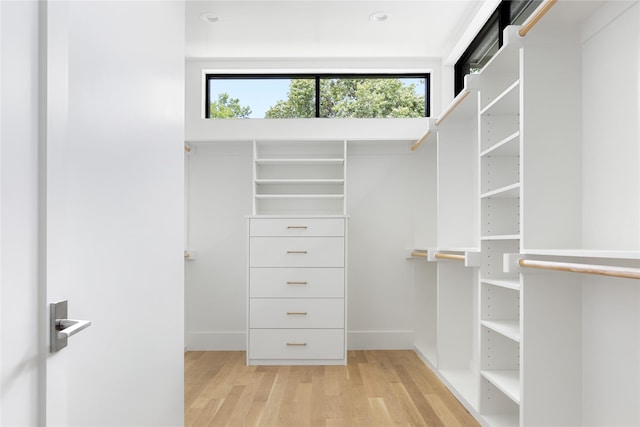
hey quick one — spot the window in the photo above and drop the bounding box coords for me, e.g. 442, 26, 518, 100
205, 74, 430, 119
454, 0, 541, 96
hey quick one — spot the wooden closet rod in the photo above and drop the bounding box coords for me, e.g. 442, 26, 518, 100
410, 130, 432, 152
435, 90, 470, 126
411, 251, 429, 258
518, 0, 557, 37
435, 253, 465, 261
519, 259, 640, 280
184, 145, 192, 153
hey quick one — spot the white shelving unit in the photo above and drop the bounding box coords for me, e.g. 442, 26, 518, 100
416, 2, 640, 426
248, 138, 348, 366
417, 83, 482, 414
253, 139, 347, 216
475, 34, 523, 424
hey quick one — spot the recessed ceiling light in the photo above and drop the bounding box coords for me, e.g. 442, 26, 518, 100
201, 13, 220, 23
369, 11, 390, 22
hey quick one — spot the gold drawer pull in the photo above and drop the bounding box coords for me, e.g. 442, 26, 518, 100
286, 342, 308, 347
286, 311, 308, 315
287, 250, 307, 254
287, 226, 308, 229
286, 281, 308, 285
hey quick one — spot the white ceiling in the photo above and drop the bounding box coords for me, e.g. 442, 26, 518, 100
185, 1, 493, 60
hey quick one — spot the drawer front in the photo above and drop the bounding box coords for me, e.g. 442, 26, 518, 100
250, 298, 344, 329
250, 237, 344, 267
249, 329, 344, 360
250, 268, 344, 298
250, 218, 344, 237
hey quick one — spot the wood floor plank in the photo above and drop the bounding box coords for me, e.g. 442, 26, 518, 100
368, 397, 395, 426
393, 363, 444, 426
184, 350, 480, 427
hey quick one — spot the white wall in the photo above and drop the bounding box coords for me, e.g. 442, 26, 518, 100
347, 140, 434, 348
185, 134, 435, 351
581, 2, 640, 424
0, 2, 43, 425
582, 1, 640, 251
185, 142, 253, 350
184, 57, 439, 350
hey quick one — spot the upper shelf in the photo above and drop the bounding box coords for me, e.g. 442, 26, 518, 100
436, 89, 477, 125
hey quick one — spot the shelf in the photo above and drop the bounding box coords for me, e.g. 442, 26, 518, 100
256, 158, 344, 165
436, 89, 476, 124
520, 249, 640, 260
481, 278, 520, 291
439, 369, 479, 408
480, 132, 520, 157
480, 183, 520, 199
253, 140, 347, 216
256, 179, 344, 185
479, 42, 520, 77
480, 80, 520, 116
481, 370, 520, 404
481, 320, 520, 342
481, 413, 519, 427
255, 194, 344, 200
481, 234, 520, 241
414, 341, 437, 368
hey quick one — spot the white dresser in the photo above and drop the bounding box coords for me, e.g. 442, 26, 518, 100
247, 217, 347, 365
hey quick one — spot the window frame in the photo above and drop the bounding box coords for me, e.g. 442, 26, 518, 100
204, 73, 431, 119
454, 0, 541, 96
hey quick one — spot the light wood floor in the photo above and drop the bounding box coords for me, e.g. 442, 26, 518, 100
185, 350, 480, 426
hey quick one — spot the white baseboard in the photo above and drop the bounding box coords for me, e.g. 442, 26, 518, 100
347, 330, 413, 350
186, 331, 246, 351
186, 330, 414, 351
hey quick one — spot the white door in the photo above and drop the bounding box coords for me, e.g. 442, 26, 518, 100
43, 1, 185, 425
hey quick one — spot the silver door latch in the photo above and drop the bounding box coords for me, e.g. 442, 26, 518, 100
50, 300, 91, 353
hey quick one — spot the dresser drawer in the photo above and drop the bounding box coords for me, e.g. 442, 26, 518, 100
249, 237, 344, 267
249, 329, 344, 360
250, 268, 344, 298
250, 298, 344, 329
250, 218, 345, 237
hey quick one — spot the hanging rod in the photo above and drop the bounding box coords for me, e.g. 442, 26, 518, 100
519, 259, 640, 280
410, 250, 429, 258
518, 0, 557, 37
184, 145, 192, 153
435, 90, 470, 126
435, 253, 465, 261
410, 130, 432, 152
